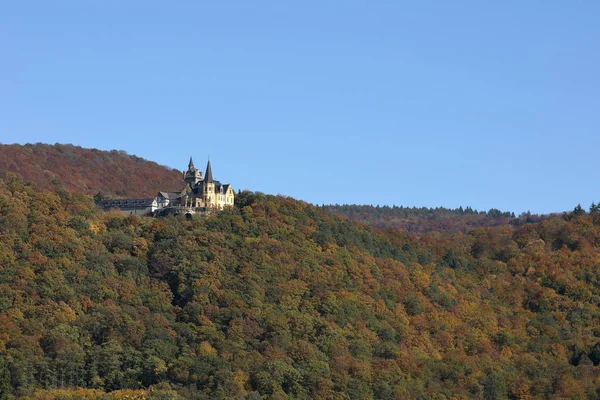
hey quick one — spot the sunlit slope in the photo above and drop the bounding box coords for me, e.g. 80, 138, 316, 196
0, 143, 182, 198
0, 178, 599, 398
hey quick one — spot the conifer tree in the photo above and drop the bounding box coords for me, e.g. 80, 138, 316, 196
573, 204, 586, 217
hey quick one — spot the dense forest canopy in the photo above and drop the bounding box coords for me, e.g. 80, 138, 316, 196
0, 143, 182, 198
1, 172, 600, 399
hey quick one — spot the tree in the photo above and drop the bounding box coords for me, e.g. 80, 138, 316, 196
0, 356, 10, 400
93, 192, 105, 204
573, 204, 586, 217
483, 373, 506, 400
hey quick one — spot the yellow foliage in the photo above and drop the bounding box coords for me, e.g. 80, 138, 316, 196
410, 268, 431, 290
233, 370, 250, 392
153, 358, 168, 375
197, 340, 218, 357
57, 301, 77, 323
244, 236, 261, 244
88, 222, 103, 234
132, 237, 149, 258
7, 307, 24, 321
500, 346, 513, 358
24, 388, 151, 400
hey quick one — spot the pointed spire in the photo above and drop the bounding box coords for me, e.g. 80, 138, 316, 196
204, 159, 213, 183
188, 156, 195, 169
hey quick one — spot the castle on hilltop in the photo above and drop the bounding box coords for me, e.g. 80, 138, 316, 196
99, 157, 235, 216
179, 157, 235, 209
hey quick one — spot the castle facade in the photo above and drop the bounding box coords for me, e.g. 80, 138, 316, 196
99, 157, 235, 216
180, 157, 235, 209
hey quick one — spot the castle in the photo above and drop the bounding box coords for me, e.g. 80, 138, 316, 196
179, 157, 235, 209
99, 157, 235, 216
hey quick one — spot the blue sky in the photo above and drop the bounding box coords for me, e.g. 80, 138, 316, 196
1, 1, 598, 214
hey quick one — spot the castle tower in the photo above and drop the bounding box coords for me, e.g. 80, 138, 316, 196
183, 156, 202, 186
204, 159, 213, 183
204, 160, 215, 207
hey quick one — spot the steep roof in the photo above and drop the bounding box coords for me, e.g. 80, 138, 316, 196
204, 160, 214, 183
99, 198, 155, 208
158, 191, 180, 200
188, 156, 195, 169
192, 180, 231, 194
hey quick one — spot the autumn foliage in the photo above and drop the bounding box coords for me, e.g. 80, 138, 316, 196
1, 173, 600, 399
0, 143, 182, 198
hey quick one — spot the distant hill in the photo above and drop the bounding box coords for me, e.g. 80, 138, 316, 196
0, 143, 183, 198
324, 204, 540, 234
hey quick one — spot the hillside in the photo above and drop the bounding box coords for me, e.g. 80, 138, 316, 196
1, 175, 600, 399
0, 143, 183, 198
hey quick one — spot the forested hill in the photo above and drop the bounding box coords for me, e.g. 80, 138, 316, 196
0, 143, 183, 198
1, 175, 600, 399
325, 204, 531, 234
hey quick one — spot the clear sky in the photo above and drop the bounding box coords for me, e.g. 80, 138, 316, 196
1, 1, 598, 214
